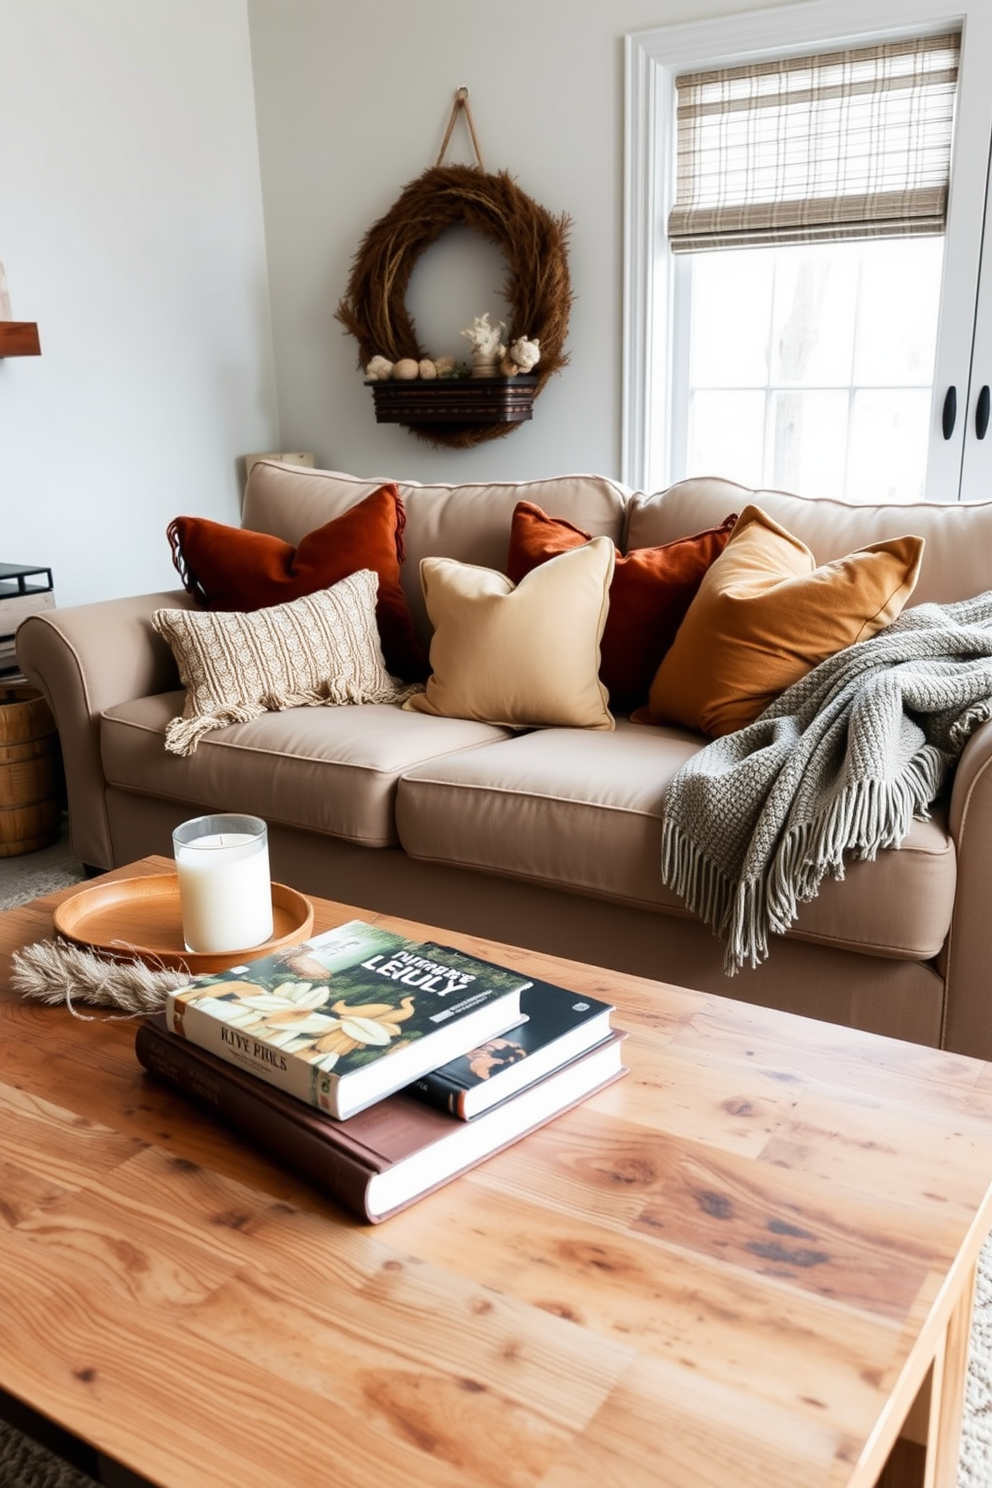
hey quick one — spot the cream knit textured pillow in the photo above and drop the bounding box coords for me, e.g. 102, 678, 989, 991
403, 537, 616, 729
152, 569, 417, 757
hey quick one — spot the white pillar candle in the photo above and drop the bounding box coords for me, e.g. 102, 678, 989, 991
173, 815, 274, 954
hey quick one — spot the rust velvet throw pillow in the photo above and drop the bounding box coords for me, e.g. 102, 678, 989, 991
167, 484, 428, 681
506, 501, 737, 712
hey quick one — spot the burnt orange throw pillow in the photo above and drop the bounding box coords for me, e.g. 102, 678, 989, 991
639, 504, 925, 737
167, 484, 428, 681
506, 501, 737, 712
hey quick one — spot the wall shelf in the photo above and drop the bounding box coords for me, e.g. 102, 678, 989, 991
366, 374, 537, 426
0, 323, 41, 358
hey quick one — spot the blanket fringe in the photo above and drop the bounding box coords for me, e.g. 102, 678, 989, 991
665, 750, 948, 977
732, 751, 946, 975
661, 820, 737, 944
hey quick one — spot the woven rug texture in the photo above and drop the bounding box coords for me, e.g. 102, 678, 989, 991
0, 1417, 98, 1487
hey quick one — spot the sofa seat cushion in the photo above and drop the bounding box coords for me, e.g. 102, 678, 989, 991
395, 719, 956, 960
101, 692, 512, 848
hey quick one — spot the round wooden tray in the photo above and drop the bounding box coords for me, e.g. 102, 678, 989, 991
53, 873, 314, 974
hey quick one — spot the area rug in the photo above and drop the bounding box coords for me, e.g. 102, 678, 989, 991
0, 840, 990, 1483
0, 1417, 98, 1487
0, 819, 86, 911
960, 1245, 992, 1484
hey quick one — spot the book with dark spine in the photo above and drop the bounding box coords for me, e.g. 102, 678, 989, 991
165, 919, 532, 1120
409, 981, 615, 1119
136, 1014, 627, 1223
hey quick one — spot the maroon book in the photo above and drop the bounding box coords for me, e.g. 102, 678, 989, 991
135, 1014, 626, 1223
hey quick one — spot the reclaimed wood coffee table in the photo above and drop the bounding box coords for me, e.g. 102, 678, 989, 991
2, 856, 991, 1488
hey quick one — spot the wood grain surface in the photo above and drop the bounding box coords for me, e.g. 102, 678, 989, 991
2, 856, 991, 1488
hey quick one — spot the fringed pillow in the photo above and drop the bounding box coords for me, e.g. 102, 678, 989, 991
152, 569, 419, 757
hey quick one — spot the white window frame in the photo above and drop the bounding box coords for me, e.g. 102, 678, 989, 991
623, 0, 992, 498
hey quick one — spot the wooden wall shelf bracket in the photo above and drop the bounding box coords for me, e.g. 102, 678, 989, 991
0, 323, 41, 358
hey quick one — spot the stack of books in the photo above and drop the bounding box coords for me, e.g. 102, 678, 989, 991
136, 918, 626, 1221
0, 562, 55, 682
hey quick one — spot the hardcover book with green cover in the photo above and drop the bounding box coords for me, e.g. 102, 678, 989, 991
164, 919, 530, 1120
409, 981, 615, 1119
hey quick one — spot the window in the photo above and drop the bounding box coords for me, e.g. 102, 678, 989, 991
678, 236, 943, 501
624, 0, 992, 503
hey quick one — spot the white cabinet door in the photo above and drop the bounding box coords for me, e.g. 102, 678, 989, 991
926, 3, 992, 501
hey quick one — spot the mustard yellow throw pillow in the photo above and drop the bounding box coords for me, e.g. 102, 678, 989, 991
403, 537, 616, 729
641, 505, 924, 737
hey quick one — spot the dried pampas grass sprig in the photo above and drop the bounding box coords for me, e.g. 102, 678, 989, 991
11, 938, 192, 1020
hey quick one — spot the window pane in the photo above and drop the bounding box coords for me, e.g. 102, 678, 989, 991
769, 246, 858, 385
689, 251, 773, 387
688, 390, 766, 487
847, 390, 932, 501
855, 238, 943, 385
767, 391, 849, 497
681, 236, 943, 501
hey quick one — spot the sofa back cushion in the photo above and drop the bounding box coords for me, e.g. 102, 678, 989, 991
627, 478, 992, 606
242, 462, 629, 644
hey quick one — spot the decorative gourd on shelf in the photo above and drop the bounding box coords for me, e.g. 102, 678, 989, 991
336, 88, 571, 448
501, 336, 541, 378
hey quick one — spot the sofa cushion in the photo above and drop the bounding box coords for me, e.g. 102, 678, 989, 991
506, 501, 737, 712
241, 461, 630, 645
403, 540, 616, 730
151, 572, 417, 757
167, 484, 428, 680
395, 719, 955, 960
101, 693, 511, 848
628, 476, 992, 608
640, 505, 924, 737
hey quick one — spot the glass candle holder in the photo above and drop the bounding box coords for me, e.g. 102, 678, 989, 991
172, 813, 274, 954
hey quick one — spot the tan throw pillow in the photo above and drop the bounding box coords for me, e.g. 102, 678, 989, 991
403, 537, 616, 729
640, 504, 924, 737
152, 569, 417, 757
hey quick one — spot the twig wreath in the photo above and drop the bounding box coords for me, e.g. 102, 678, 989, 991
335, 92, 572, 449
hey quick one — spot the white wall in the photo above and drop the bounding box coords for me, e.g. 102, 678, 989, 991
246, 0, 793, 487
0, 0, 278, 606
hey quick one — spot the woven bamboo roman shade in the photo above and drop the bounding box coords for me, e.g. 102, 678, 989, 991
668, 30, 960, 252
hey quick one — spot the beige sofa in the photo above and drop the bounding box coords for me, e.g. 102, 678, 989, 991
18, 461, 992, 1058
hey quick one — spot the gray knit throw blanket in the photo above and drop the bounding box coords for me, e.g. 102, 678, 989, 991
661, 590, 992, 977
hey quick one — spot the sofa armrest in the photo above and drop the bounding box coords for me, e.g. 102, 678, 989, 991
16, 590, 192, 870
942, 717, 992, 1057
